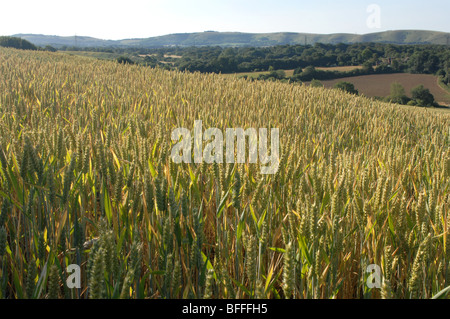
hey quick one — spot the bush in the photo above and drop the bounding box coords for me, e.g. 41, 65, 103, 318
44, 45, 57, 52
117, 56, 134, 65
410, 85, 436, 107
293, 67, 303, 75
436, 69, 446, 77
258, 69, 286, 81
334, 81, 358, 95
388, 82, 410, 105
310, 79, 324, 88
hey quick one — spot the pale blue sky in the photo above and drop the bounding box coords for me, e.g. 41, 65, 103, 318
1, 0, 448, 40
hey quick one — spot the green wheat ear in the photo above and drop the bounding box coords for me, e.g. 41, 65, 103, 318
25, 260, 37, 299
155, 165, 167, 212
164, 253, 174, 296
120, 268, 135, 299
89, 248, 105, 299
180, 190, 188, 218
221, 266, 235, 299
381, 279, 392, 299
203, 268, 215, 299
47, 264, 60, 299
171, 258, 182, 296
255, 279, 265, 299
168, 187, 179, 218
282, 241, 295, 299
245, 234, 257, 285
82, 147, 90, 174
20, 142, 30, 180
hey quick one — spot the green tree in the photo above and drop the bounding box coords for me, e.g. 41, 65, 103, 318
362, 48, 373, 61
436, 69, 446, 77
310, 79, 324, 88
411, 85, 436, 107
300, 66, 317, 81
303, 66, 316, 75
117, 56, 134, 65
362, 61, 374, 73
388, 82, 409, 105
334, 81, 358, 95
293, 67, 303, 75
44, 45, 57, 52
0, 36, 37, 50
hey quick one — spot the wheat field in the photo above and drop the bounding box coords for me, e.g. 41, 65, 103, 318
0, 47, 449, 299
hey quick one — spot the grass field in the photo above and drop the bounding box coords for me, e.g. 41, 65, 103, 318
314, 73, 450, 106
0, 47, 449, 300
222, 70, 275, 78
316, 65, 363, 72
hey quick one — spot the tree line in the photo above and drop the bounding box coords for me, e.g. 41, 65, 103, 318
2, 36, 449, 100
164, 43, 449, 85
54, 42, 449, 82
7, 37, 448, 86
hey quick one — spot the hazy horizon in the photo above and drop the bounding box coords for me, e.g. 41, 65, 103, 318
9, 29, 450, 42
1, 0, 449, 40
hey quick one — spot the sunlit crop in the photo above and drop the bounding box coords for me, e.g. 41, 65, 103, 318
0, 47, 449, 299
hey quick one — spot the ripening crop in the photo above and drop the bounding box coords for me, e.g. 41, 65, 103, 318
0, 47, 449, 299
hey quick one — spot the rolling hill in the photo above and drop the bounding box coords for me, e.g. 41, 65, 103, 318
12, 30, 450, 48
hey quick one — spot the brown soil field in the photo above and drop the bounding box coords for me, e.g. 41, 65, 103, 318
314, 73, 450, 106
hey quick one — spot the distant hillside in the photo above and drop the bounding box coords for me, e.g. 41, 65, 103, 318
13, 30, 450, 48
12, 34, 116, 48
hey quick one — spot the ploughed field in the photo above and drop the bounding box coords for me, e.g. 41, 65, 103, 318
0, 47, 449, 299
317, 73, 450, 106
